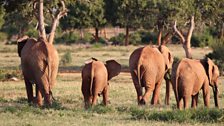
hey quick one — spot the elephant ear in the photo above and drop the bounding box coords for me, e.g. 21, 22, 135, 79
105, 60, 121, 80
17, 35, 29, 57
205, 58, 214, 85
159, 45, 173, 70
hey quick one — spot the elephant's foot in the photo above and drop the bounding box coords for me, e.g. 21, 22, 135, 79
139, 99, 146, 105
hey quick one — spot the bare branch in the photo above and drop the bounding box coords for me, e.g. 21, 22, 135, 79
32, 0, 38, 19
157, 29, 162, 45
161, 32, 173, 45
186, 16, 195, 44
48, 0, 68, 44
173, 20, 185, 44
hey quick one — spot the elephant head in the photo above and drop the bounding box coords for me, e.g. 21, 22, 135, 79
17, 35, 29, 57
158, 45, 173, 71
105, 60, 121, 80
204, 58, 220, 107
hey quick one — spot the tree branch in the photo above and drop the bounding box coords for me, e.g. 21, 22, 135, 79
48, 0, 68, 44
157, 29, 162, 45
186, 16, 195, 45
173, 20, 185, 44
38, 0, 47, 40
161, 32, 174, 45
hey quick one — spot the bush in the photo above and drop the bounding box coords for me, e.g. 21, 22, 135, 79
191, 31, 215, 47
60, 51, 72, 66
138, 30, 157, 44
24, 29, 38, 38
56, 32, 80, 44
129, 32, 142, 45
206, 39, 224, 74
109, 33, 125, 45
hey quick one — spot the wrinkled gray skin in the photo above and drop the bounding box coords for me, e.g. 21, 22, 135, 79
129, 45, 173, 105
171, 58, 220, 109
17, 37, 59, 106
81, 58, 121, 109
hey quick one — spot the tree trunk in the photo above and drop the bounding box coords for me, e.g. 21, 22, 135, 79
125, 26, 129, 46
38, 0, 46, 40
95, 27, 99, 42
183, 43, 192, 59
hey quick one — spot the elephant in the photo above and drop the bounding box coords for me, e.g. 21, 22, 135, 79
17, 36, 59, 106
81, 58, 121, 108
171, 58, 220, 109
129, 45, 173, 105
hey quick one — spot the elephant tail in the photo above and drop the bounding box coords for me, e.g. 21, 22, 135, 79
90, 63, 94, 96
135, 63, 144, 87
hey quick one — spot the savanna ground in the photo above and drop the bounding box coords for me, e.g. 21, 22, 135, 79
0, 43, 224, 126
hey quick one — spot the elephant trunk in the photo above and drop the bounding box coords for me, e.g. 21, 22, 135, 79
213, 85, 219, 108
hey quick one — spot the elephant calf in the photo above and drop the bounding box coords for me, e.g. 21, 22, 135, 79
171, 58, 220, 109
81, 58, 121, 108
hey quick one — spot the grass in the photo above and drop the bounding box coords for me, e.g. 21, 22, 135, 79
0, 42, 223, 125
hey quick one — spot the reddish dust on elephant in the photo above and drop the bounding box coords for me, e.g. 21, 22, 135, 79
129, 45, 173, 105
81, 58, 121, 109
171, 58, 220, 109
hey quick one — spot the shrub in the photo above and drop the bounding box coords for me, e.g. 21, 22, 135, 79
138, 30, 157, 44
24, 29, 38, 38
191, 31, 215, 47
56, 32, 80, 44
109, 33, 125, 45
129, 32, 142, 45
206, 39, 224, 74
60, 51, 72, 66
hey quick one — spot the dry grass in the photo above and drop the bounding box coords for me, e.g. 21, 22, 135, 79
0, 42, 223, 126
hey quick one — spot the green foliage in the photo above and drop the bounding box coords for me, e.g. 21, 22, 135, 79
56, 32, 80, 44
206, 39, 224, 74
109, 33, 125, 45
60, 51, 73, 66
130, 107, 224, 123
191, 31, 215, 47
24, 28, 38, 38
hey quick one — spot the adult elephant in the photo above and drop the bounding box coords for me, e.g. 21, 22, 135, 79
129, 45, 173, 105
81, 58, 121, 108
17, 36, 59, 106
171, 58, 220, 109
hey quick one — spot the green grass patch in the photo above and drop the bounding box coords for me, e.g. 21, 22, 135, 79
130, 107, 224, 123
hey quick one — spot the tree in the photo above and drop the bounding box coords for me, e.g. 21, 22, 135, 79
34, 0, 68, 44
116, 0, 147, 46
60, 1, 92, 39
89, 0, 106, 42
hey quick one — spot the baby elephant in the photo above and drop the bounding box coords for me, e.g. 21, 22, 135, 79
171, 58, 220, 109
81, 58, 121, 108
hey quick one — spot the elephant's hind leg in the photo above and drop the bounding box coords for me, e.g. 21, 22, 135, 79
36, 77, 51, 106
36, 84, 43, 106
191, 93, 199, 108
102, 86, 109, 106
130, 71, 143, 104
151, 81, 162, 105
183, 95, 191, 109
24, 78, 33, 104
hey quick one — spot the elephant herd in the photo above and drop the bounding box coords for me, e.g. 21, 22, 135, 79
17, 36, 220, 109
